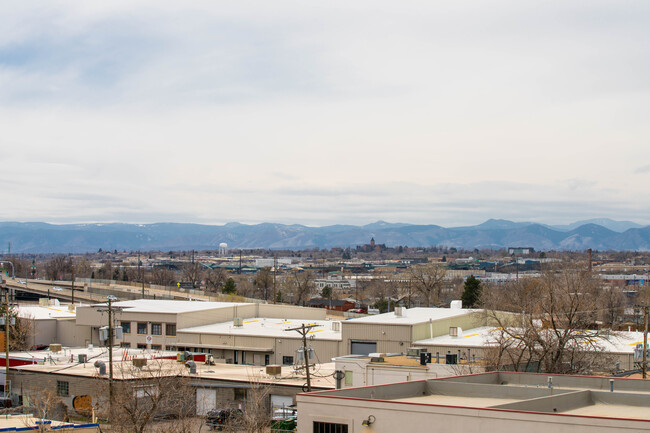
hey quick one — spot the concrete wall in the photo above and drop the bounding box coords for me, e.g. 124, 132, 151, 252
297, 393, 650, 433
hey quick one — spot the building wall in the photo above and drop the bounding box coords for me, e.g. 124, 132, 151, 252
56, 320, 93, 347
177, 305, 257, 329
257, 304, 326, 320
341, 323, 412, 355
411, 311, 487, 341
336, 357, 482, 388
297, 394, 650, 433
176, 331, 342, 366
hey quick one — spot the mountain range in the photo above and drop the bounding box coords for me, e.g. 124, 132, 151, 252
0, 218, 648, 253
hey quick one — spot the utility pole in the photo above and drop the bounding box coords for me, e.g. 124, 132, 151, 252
108, 297, 114, 404
641, 304, 648, 379
71, 266, 75, 305
239, 250, 242, 275
286, 323, 320, 392
273, 255, 277, 304
4, 292, 9, 402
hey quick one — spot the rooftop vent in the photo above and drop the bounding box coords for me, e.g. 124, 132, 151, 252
233, 317, 243, 327
394, 306, 405, 316
406, 347, 426, 358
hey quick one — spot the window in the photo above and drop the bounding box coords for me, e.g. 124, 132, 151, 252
137, 322, 147, 334
234, 388, 247, 400
120, 342, 131, 348
151, 323, 162, 335
345, 371, 353, 386
313, 422, 348, 433
137, 343, 147, 349
151, 344, 162, 350
282, 356, 294, 365
121, 321, 131, 334
264, 354, 270, 365
166, 345, 177, 351
56, 381, 69, 397
166, 323, 176, 336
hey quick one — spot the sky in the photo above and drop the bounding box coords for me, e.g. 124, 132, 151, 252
1, 1, 649, 227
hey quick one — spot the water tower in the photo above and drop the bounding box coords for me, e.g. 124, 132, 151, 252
219, 242, 228, 256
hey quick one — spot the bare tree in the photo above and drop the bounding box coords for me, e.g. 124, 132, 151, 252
409, 263, 447, 307
44, 255, 73, 281
100, 359, 196, 433
598, 284, 626, 327
484, 266, 616, 374
23, 386, 67, 432
254, 267, 273, 301
151, 267, 177, 287
181, 262, 203, 289
204, 267, 228, 292
285, 270, 315, 305
223, 377, 271, 433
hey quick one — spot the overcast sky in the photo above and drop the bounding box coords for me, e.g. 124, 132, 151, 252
1, 1, 649, 227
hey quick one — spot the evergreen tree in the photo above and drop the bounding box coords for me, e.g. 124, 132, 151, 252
222, 277, 237, 295
461, 275, 482, 308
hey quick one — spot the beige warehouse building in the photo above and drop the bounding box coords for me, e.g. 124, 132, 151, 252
299, 372, 650, 433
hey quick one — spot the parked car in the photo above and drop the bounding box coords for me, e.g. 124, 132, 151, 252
106, 295, 118, 301
52, 286, 63, 292
206, 408, 243, 431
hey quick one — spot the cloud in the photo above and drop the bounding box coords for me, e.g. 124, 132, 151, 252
0, 1, 648, 227
635, 165, 650, 174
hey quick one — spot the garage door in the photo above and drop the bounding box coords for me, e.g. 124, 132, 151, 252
350, 341, 377, 355
196, 388, 217, 416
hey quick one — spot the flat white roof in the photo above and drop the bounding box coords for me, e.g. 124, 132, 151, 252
17, 305, 77, 320
93, 299, 250, 314
179, 318, 342, 341
415, 326, 647, 354
346, 307, 478, 325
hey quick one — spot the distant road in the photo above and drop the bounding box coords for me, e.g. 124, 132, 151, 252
2, 278, 261, 305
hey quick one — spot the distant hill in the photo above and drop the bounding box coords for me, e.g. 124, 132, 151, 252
0, 220, 648, 253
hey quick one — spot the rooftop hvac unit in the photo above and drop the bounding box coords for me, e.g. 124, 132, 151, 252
266, 365, 282, 376
78, 354, 88, 363
446, 353, 458, 365
449, 327, 463, 337
49, 344, 62, 353
406, 347, 425, 358
133, 358, 147, 368
233, 317, 243, 327
331, 321, 341, 332
450, 300, 463, 310
370, 357, 385, 363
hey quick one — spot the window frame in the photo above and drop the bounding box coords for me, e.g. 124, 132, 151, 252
56, 380, 69, 397
121, 321, 131, 334
151, 323, 162, 336
165, 323, 176, 336
137, 322, 147, 335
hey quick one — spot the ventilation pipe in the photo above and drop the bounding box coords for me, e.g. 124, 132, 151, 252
94, 360, 106, 375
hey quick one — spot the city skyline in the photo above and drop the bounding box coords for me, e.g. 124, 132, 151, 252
1, 1, 648, 227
